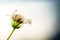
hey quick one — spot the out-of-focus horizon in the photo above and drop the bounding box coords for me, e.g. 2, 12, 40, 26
0, 0, 58, 40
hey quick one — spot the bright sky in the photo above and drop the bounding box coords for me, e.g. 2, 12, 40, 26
0, 1, 57, 40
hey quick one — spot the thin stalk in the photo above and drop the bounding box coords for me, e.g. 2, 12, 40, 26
7, 28, 15, 40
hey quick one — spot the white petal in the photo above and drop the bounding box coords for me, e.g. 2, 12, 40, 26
23, 18, 32, 24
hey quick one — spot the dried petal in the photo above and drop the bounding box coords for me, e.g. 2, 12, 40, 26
12, 13, 24, 24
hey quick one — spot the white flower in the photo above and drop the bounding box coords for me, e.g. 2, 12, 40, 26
11, 10, 32, 29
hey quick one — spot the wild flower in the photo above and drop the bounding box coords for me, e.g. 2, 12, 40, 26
7, 10, 32, 40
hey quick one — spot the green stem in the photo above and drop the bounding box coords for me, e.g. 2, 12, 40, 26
7, 28, 15, 40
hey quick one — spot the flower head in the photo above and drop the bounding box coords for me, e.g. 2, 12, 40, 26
11, 10, 31, 29
12, 14, 24, 24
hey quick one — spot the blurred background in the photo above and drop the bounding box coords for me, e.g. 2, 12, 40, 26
0, 0, 59, 40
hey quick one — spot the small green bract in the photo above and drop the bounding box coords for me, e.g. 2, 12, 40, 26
12, 21, 21, 29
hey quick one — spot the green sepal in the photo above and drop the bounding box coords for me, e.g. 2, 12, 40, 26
16, 24, 21, 29
12, 21, 20, 29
